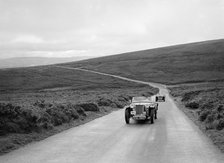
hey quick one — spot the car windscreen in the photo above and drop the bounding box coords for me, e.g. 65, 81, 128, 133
132, 97, 152, 103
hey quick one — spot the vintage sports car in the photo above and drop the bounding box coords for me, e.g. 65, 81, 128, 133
155, 95, 165, 102
124, 96, 158, 124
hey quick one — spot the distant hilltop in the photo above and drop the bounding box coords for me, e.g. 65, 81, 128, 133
0, 56, 92, 69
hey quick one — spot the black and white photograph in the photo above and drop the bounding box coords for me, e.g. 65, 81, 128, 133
0, 0, 224, 162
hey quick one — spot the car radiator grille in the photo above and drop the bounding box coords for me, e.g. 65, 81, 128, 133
135, 105, 144, 114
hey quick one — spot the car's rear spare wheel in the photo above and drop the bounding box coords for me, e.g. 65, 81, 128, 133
125, 108, 130, 124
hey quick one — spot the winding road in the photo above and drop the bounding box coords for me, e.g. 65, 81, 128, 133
0, 66, 224, 163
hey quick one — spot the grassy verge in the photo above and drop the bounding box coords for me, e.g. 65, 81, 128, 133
168, 81, 224, 152
0, 86, 158, 155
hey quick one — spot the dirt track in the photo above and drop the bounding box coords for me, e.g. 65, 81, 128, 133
0, 66, 223, 163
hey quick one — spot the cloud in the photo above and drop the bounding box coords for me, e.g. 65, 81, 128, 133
0, 0, 224, 59
0, 49, 89, 59
11, 35, 45, 44
29, 49, 88, 58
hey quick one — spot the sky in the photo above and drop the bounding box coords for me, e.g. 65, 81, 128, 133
0, 0, 224, 59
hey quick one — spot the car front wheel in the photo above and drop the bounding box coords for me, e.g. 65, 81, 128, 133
155, 110, 157, 119
125, 108, 130, 124
150, 110, 154, 124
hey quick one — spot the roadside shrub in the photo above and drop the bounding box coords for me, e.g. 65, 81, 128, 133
97, 98, 113, 107
117, 96, 129, 102
206, 123, 215, 130
181, 91, 200, 102
77, 103, 99, 112
4, 122, 21, 133
74, 105, 86, 116
110, 103, 117, 108
114, 101, 124, 108
216, 104, 224, 112
185, 101, 199, 109
33, 100, 50, 108
46, 104, 80, 126
97, 97, 127, 108
0, 102, 88, 135
216, 119, 224, 130
0, 103, 42, 133
36, 112, 53, 130
205, 114, 215, 123
217, 113, 223, 119
199, 110, 210, 122
201, 102, 214, 110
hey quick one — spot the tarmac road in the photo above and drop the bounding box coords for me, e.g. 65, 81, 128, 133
0, 67, 224, 163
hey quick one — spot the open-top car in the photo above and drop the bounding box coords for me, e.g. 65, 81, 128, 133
124, 96, 158, 124
155, 95, 165, 102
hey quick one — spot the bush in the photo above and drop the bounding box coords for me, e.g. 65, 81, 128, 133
199, 110, 210, 122
33, 100, 50, 108
217, 113, 223, 119
181, 91, 200, 102
201, 102, 214, 110
216, 119, 224, 130
185, 101, 199, 109
114, 102, 124, 108
117, 96, 129, 102
0, 102, 88, 135
46, 104, 80, 126
217, 104, 224, 112
74, 105, 86, 116
77, 103, 99, 112
205, 114, 215, 123
4, 122, 21, 133
0, 103, 35, 133
97, 97, 127, 108
97, 98, 113, 107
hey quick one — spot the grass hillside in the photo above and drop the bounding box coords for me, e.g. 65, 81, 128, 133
62, 39, 224, 84
1, 39, 223, 93
0, 66, 146, 93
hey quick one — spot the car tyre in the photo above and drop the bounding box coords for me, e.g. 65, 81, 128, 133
150, 110, 154, 124
155, 110, 157, 119
125, 108, 130, 124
